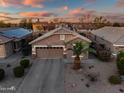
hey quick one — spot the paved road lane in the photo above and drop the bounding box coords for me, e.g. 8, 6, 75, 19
16, 59, 64, 93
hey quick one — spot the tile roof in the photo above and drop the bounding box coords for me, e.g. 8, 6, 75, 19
91, 26, 124, 45
0, 35, 12, 44
0, 28, 32, 39
29, 26, 91, 44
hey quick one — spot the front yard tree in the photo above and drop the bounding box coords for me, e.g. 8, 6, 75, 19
69, 41, 90, 70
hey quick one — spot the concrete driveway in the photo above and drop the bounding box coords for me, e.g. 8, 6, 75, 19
16, 59, 65, 93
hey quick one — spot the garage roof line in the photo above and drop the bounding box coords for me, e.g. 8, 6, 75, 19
29, 26, 91, 44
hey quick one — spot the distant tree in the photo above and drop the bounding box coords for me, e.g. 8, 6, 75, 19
6, 23, 11, 27
0, 21, 6, 27
93, 16, 110, 28
52, 18, 59, 23
113, 22, 120, 27
26, 19, 32, 29
19, 19, 32, 29
0, 21, 12, 27
19, 19, 27, 28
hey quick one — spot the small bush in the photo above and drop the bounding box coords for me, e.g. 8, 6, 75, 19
20, 59, 30, 68
13, 66, 24, 78
97, 50, 111, 62
116, 51, 124, 75
0, 69, 5, 81
117, 60, 124, 70
119, 70, 124, 75
117, 51, 124, 62
109, 75, 121, 84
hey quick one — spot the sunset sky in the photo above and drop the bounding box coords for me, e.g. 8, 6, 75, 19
0, 0, 124, 21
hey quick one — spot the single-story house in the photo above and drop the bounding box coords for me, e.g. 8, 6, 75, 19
29, 26, 91, 59
0, 28, 32, 58
87, 26, 124, 55
0, 35, 13, 58
32, 22, 56, 36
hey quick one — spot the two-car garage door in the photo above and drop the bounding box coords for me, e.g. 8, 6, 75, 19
36, 47, 63, 59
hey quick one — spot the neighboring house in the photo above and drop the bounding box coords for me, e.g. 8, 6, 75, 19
32, 22, 97, 37
0, 35, 13, 58
29, 26, 91, 59
87, 26, 124, 55
32, 22, 55, 36
0, 28, 32, 58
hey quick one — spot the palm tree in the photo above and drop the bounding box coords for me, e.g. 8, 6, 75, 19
68, 41, 91, 70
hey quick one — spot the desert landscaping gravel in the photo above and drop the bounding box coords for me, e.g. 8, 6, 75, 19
0, 53, 32, 93
65, 59, 124, 93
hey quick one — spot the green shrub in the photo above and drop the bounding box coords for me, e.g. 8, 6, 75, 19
13, 66, 24, 78
20, 59, 30, 68
0, 69, 5, 81
108, 75, 121, 84
119, 70, 124, 75
117, 51, 124, 62
97, 49, 111, 62
117, 57, 124, 69
116, 51, 124, 75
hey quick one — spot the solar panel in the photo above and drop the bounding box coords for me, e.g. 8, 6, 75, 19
1, 28, 32, 38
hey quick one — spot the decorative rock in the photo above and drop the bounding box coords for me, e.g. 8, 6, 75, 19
89, 65, 94, 69
71, 83, 76, 87
81, 78, 84, 81
78, 68, 83, 72
7, 64, 11, 68
119, 89, 124, 92
85, 84, 90, 88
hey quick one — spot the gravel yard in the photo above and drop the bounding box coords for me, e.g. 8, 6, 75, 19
65, 59, 124, 93
0, 53, 33, 93
1, 53, 124, 93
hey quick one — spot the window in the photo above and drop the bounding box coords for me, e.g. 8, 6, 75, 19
60, 35, 65, 40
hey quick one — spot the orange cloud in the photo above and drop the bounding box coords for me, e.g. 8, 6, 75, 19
0, 0, 9, 7
116, 0, 124, 7
0, 0, 44, 8
0, 12, 16, 18
68, 8, 95, 16
0, 12, 10, 16
19, 11, 56, 17
23, 0, 44, 8
65, 8, 97, 23
68, 8, 82, 16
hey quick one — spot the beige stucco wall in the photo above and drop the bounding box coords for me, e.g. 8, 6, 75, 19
32, 34, 75, 46
32, 33, 90, 59
5, 42, 13, 57
0, 42, 13, 58
0, 44, 6, 58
